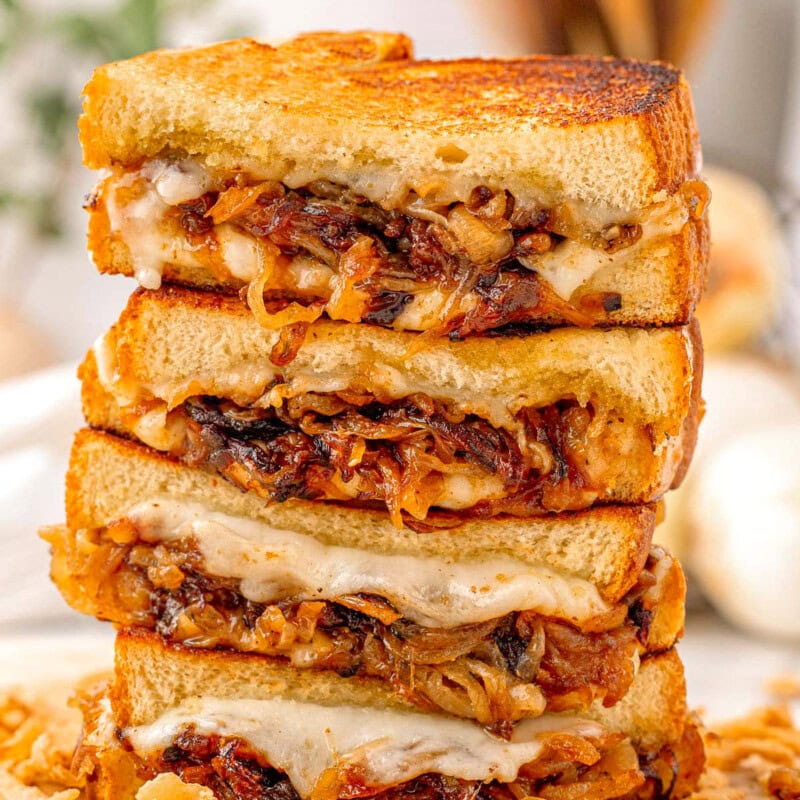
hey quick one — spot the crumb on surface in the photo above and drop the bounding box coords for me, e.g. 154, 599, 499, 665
691, 706, 800, 799
764, 674, 800, 700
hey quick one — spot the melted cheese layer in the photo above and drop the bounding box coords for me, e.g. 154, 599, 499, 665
125, 499, 612, 627
101, 159, 690, 304
125, 696, 605, 799
522, 194, 688, 300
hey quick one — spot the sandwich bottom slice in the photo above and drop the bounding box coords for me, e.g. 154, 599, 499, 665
76, 631, 704, 800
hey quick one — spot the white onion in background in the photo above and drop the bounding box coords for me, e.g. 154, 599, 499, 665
690, 423, 800, 638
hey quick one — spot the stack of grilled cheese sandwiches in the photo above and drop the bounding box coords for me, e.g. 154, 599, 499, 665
44, 32, 709, 800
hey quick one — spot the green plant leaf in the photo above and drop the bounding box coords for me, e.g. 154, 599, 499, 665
27, 86, 77, 153
1, 0, 239, 241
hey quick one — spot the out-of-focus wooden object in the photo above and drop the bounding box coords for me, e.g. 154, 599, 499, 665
656, 0, 718, 67
521, 0, 718, 68
598, 0, 657, 60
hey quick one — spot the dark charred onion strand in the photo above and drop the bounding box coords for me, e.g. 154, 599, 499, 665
179, 393, 600, 521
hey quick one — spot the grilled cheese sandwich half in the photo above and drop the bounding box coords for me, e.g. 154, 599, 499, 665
46, 429, 685, 726
80, 32, 709, 333
80, 287, 703, 525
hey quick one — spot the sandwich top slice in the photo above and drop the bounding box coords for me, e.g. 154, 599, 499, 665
81, 287, 703, 525
81, 32, 709, 333
46, 429, 685, 726
78, 631, 703, 800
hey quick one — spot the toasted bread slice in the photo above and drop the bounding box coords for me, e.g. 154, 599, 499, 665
80, 33, 699, 213
112, 631, 688, 751
64, 429, 654, 605
80, 287, 703, 516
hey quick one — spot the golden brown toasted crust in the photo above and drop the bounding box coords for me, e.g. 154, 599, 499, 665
675, 209, 711, 324
582, 649, 688, 751
646, 552, 688, 652
63, 426, 658, 604
76, 357, 122, 454
79, 33, 700, 211
671, 317, 704, 490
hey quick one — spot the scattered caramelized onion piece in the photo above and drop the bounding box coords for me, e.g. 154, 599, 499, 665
270, 321, 311, 367
681, 178, 711, 219
246, 241, 324, 331
206, 181, 282, 224
446, 204, 514, 265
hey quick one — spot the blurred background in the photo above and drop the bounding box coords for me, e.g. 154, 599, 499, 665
1, 0, 800, 715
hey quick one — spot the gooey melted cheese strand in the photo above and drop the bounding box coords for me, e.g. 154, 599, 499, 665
125, 696, 606, 798
126, 499, 612, 627
104, 160, 217, 290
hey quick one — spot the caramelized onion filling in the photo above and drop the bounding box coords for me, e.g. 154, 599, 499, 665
122, 728, 654, 800
48, 520, 668, 725
134, 392, 653, 524
93, 162, 707, 352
